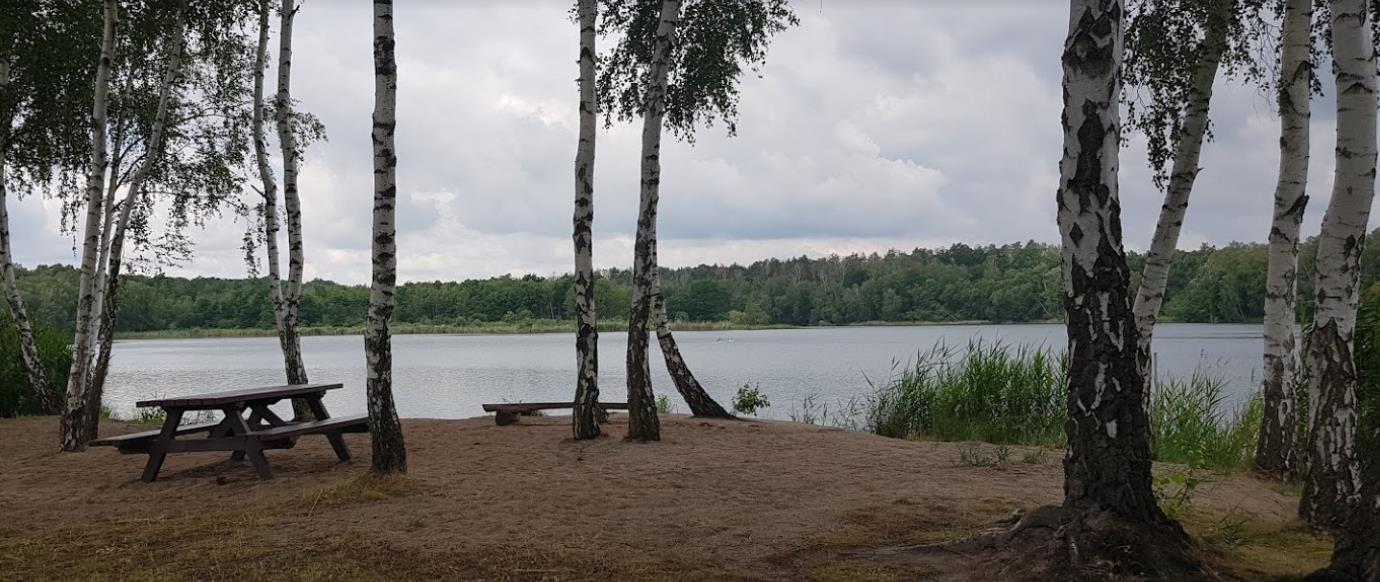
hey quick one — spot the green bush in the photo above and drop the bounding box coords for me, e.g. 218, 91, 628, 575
732, 383, 771, 416
0, 312, 72, 417
863, 341, 1065, 446
862, 340, 1262, 471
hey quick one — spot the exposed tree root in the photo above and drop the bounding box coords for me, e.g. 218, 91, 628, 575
851, 505, 1213, 581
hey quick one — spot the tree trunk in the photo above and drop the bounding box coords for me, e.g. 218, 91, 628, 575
1256, 0, 1312, 481
60, 0, 117, 452
651, 279, 733, 418
625, 0, 681, 443
1315, 454, 1379, 581
1058, 0, 1165, 526
368, 0, 406, 474
1131, 0, 1229, 369
0, 107, 55, 412
87, 3, 189, 434
276, 0, 312, 421
253, 0, 297, 402
1301, 0, 1377, 531
571, 0, 601, 440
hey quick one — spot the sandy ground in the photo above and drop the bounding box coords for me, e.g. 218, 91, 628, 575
0, 414, 1323, 581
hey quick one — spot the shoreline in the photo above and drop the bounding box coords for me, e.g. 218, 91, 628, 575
111, 318, 1259, 340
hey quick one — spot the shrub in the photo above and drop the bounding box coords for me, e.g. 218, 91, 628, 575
0, 312, 72, 417
732, 383, 770, 415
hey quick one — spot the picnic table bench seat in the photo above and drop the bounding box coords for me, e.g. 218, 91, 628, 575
482, 401, 629, 426
249, 414, 369, 440
91, 422, 222, 453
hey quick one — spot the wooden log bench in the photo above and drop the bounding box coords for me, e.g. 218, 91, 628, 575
481, 402, 629, 426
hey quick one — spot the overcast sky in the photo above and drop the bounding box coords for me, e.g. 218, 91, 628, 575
6, 1, 1358, 285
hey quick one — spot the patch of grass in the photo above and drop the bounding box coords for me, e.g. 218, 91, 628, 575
1151, 372, 1262, 471
1177, 509, 1332, 581
859, 341, 1265, 473
956, 443, 1014, 469
656, 394, 674, 414
295, 474, 419, 515
862, 342, 1065, 446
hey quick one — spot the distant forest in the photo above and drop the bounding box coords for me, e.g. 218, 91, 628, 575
13, 233, 1380, 334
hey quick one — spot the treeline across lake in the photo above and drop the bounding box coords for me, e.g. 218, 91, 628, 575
13, 234, 1380, 335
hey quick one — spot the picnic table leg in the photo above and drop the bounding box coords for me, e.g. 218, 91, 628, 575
141, 408, 185, 483
229, 410, 257, 462
224, 407, 272, 480
303, 394, 351, 462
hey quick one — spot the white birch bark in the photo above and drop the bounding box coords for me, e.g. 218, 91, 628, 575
368, 0, 406, 473
0, 79, 54, 411
1255, 0, 1311, 480
60, 0, 117, 452
1131, 2, 1229, 363
571, 0, 601, 440
625, 0, 680, 443
650, 272, 733, 418
276, 0, 312, 420
252, 0, 291, 387
87, 3, 189, 429
1057, 0, 1165, 523
1300, 0, 1377, 530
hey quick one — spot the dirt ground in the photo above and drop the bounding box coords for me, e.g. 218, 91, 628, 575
0, 414, 1332, 581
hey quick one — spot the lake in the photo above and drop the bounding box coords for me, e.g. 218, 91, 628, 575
103, 323, 1264, 423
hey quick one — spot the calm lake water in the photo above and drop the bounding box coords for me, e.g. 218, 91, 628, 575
103, 323, 1263, 422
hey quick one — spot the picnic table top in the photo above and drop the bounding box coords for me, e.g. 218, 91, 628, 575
136, 383, 344, 409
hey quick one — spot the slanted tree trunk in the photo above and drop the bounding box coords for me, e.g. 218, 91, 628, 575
1131, 0, 1229, 369
0, 107, 55, 412
651, 278, 732, 418
571, 0, 601, 441
87, 2, 188, 434
60, 0, 117, 452
0, 56, 55, 412
276, 0, 312, 421
367, 0, 406, 474
1256, 0, 1312, 481
625, 0, 681, 443
1300, 0, 1377, 531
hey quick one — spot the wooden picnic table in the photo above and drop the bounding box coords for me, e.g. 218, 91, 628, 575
92, 383, 368, 482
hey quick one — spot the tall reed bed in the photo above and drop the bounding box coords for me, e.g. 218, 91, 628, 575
860, 341, 1263, 471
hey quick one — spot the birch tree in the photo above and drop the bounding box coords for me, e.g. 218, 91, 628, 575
1123, 0, 1266, 370
1255, 0, 1312, 480
0, 1, 95, 414
61, 0, 258, 450
248, 0, 322, 421
367, 0, 406, 474
571, 0, 601, 440
274, 0, 312, 421
981, 1, 1202, 576
599, 0, 797, 438
60, 0, 119, 452
1299, 0, 1377, 531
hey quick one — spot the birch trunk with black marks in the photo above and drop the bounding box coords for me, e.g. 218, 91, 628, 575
1131, 0, 1228, 369
651, 279, 733, 418
0, 61, 54, 412
60, 0, 117, 452
252, 0, 293, 402
1058, 0, 1165, 526
86, 4, 188, 430
1255, 0, 1311, 481
89, 148, 122, 356
1320, 453, 1379, 581
571, 0, 601, 441
625, 0, 681, 442
1300, 0, 1376, 531
367, 0, 406, 474
276, 0, 312, 421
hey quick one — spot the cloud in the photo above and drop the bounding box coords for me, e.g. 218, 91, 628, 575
5, 2, 1372, 285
